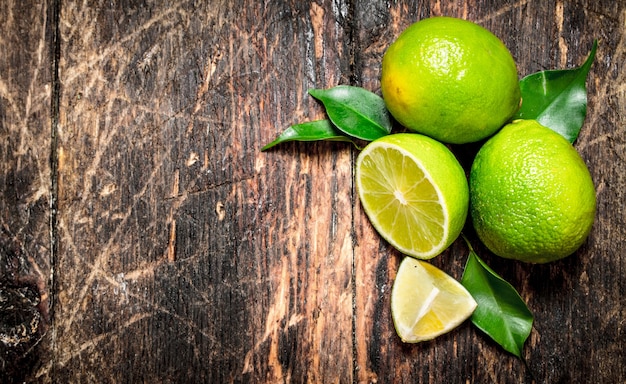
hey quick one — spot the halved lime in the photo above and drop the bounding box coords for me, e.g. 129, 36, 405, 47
391, 257, 477, 343
356, 133, 468, 259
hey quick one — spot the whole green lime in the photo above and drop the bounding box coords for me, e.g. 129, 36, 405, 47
381, 16, 521, 144
469, 120, 596, 263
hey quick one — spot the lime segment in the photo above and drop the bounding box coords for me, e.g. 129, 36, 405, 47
391, 257, 477, 343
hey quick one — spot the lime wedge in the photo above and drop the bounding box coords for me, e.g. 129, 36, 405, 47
391, 257, 477, 343
356, 133, 468, 259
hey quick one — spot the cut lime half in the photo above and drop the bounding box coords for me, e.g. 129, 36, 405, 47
356, 133, 468, 259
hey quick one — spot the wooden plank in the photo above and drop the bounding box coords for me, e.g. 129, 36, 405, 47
41, 1, 355, 382
353, 1, 626, 383
0, 1, 53, 382
1, 0, 622, 382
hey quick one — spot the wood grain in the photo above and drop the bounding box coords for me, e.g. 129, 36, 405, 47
354, 1, 626, 383
0, 1, 53, 382
1, 0, 624, 382
45, 0, 354, 382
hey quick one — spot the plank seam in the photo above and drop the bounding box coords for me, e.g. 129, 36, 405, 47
346, 0, 360, 382
48, 0, 62, 379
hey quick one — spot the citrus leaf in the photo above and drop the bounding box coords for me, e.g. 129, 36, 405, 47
261, 119, 357, 151
308, 85, 392, 141
461, 243, 533, 357
514, 40, 597, 143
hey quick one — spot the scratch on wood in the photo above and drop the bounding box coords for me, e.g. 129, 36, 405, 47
555, 0, 568, 67
99, 182, 117, 197
62, 5, 185, 85
171, 169, 180, 198
187, 46, 223, 135
46, 272, 228, 376
203, 149, 209, 170
577, 12, 625, 148
55, 312, 151, 367
475, 0, 530, 23
166, 220, 176, 263
242, 259, 303, 378
123, 259, 165, 282
216, 202, 226, 221
56, 142, 177, 334
310, 3, 325, 64
186, 152, 199, 167
137, 43, 160, 72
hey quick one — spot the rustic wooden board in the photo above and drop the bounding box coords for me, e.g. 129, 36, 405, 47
47, 1, 354, 382
352, 1, 626, 383
1, 0, 624, 382
0, 1, 54, 382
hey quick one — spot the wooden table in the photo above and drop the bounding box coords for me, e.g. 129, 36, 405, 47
1, 1, 624, 382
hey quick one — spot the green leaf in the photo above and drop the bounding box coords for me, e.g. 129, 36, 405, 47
461, 242, 533, 357
514, 40, 597, 143
308, 85, 392, 141
261, 119, 357, 151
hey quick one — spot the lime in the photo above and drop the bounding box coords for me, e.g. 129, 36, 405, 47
356, 133, 468, 259
470, 119, 596, 263
391, 257, 477, 343
381, 16, 521, 144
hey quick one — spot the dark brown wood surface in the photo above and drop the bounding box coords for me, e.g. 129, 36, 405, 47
1, 0, 624, 382
0, 0, 54, 380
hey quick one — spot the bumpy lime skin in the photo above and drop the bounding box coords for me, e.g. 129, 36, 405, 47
469, 120, 596, 263
381, 17, 521, 144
